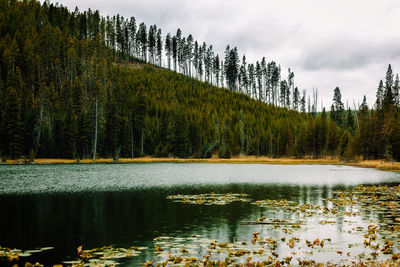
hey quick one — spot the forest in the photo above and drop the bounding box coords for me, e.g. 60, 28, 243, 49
1, 0, 400, 161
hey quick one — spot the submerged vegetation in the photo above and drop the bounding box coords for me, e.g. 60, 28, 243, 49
28, 184, 398, 266
167, 193, 249, 205
1, 0, 400, 162
147, 185, 400, 266
0, 246, 53, 266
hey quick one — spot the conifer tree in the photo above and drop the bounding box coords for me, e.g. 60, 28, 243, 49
137, 22, 147, 61
331, 87, 344, 126
4, 86, 23, 159
300, 90, 306, 113
148, 25, 156, 64
172, 35, 177, 71
293, 87, 300, 111
172, 108, 189, 158
134, 84, 147, 156
213, 54, 220, 87
165, 33, 172, 70
156, 29, 162, 67
346, 107, 355, 133
383, 64, 395, 114
64, 101, 77, 159
219, 117, 232, 159
129, 17, 136, 57
240, 55, 248, 95
224, 47, 239, 91
318, 108, 327, 156
394, 74, 400, 107
375, 80, 384, 111
387, 112, 400, 161
105, 90, 121, 160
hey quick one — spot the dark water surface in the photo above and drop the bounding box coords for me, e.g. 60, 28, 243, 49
1, 163, 400, 265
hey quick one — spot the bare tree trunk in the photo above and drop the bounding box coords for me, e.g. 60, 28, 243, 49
33, 103, 43, 156
92, 96, 98, 160
141, 127, 144, 156
130, 116, 134, 158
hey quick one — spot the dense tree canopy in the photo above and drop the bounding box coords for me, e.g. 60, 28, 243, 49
0, 0, 399, 161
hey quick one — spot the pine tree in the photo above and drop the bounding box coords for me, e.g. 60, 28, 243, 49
213, 54, 220, 87
293, 87, 300, 111
172, 108, 189, 158
148, 25, 156, 64
326, 122, 339, 158
134, 84, 147, 156
165, 33, 172, 70
219, 117, 232, 159
240, 55, 248, 94
172, 35, 177, 71
115, 14, 124, 58
375, 80, 384, 110
387, 112, 400, 161
225, 47, 239, 91
332, 87, 344, 126
355, 95, 370, 159
383, 64, 395, 114
280, 80, 287, 107
394, 74, 400, 107
105, 90, 121, 160
346, 108, 355, 133
137, 22, 147, 61
64, 100, 77, 159
129, 16, 136, 57
156, 29, 162, 67
318, 108, 327, 156
4, 86, 23, 159
300, 90, 306, 113
256, 61, 262, 100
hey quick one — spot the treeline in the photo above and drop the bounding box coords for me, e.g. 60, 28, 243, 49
350, 65, 400, 161
30, 0, 306, 108
0, 0, 399, 161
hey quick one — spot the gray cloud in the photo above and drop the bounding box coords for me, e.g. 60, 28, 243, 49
301, 37, 400, 71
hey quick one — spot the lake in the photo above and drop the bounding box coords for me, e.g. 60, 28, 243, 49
1, 163, 400, 266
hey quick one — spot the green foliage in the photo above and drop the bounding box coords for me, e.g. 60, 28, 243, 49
386, 112, 400, 161
29, 148, 35, 162
1, 0, 399, 161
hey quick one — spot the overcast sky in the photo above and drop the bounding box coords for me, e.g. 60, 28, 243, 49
50, 0, 400, 109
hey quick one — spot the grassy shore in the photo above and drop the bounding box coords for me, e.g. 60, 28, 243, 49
4, 156, 400, 171
349, 160, 400, 172
4, 156, 340, 165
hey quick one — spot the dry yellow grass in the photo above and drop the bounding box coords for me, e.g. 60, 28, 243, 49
350, 160, 400, 172
5, 156, 341, 165
5, 156, 400, 171
6, 158, 76, 164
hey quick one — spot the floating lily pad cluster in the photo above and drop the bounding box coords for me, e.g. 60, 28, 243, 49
16, 184, 400, 266
166, 193, 249, 205
252, 196, 358, 219
252, 199, 297, 208
148, 231, 400, 266
62, 245, 148, 266
148, 185, 400, 266
0, 246, 52, 265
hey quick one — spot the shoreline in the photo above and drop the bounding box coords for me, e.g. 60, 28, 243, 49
3, 157, 400, 172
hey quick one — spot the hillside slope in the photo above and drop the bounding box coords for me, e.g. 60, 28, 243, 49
0, 0, 345, 160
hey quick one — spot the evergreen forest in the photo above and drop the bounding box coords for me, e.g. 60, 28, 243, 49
1, 0, 400, 161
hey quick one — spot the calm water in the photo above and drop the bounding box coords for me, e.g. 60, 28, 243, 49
1, 163, 400, 265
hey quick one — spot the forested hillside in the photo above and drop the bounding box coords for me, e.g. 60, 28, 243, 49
1, 0, 400, 161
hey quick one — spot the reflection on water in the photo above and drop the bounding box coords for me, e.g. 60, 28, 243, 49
0, 164, 400, 265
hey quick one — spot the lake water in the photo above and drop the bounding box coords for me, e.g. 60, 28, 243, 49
1, 163, 400, 266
